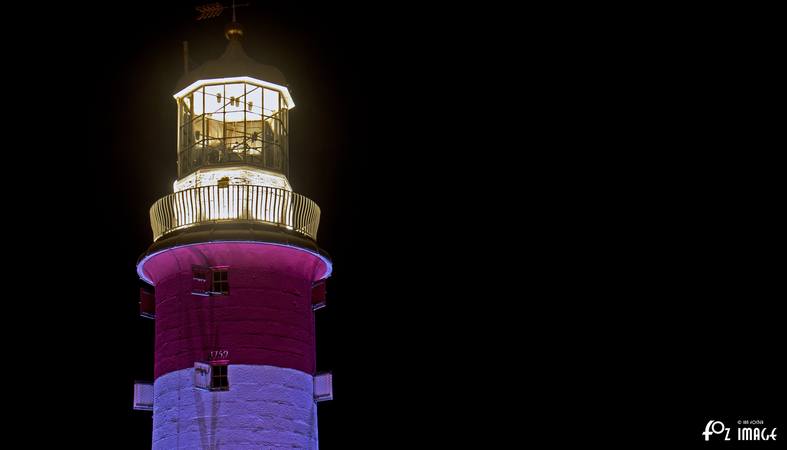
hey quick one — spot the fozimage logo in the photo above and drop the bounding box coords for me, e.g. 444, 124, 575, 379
703, 420, 778, 442
703, 421, 731, 441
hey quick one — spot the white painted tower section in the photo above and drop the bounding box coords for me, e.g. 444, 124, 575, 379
153, 365, 319, 449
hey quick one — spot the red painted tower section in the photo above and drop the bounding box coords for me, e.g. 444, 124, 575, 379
140, 242, 329, 379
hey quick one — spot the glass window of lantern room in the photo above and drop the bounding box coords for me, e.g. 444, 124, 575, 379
189, 90, 204, 155
204, 85, 224, 163
272, 105, 281, 170
263, 89, 281, 170
192, 88, 205, 142
179, 88, 205, 176
280, 91, 288, 173
280, 94, 288, 132
177, 97, 186, 175
246, 84, 264, 166
225, 83, 245, 162
263, 88, 279, 118
179, 95, 192, 155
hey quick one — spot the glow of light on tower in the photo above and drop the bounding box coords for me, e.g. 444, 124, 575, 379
174, 167, 292, 193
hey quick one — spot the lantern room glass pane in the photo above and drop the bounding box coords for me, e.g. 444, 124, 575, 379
204, 85, 223, 116
224, 83, 245, 161
225, 83, 245, 122
263, 89, 279, 117
193, 88, 204, 115
247, 85, 262, 115
246, 85, 264, 166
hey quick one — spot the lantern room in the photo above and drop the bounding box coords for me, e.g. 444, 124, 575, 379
175, 78, 291, 178
171, 22, 296, 190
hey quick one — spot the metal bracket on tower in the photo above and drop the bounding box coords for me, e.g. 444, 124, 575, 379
140, 288, 155, 319
133, 382, 154, 411
312, 282, 327, 311
314, 372, 333, 402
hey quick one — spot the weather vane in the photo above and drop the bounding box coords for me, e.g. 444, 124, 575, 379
195, 1, 250, 21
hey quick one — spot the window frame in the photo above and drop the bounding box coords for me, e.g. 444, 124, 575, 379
210, 267, 230, 296
191, 266, 230, 296
209, 363, 229, 391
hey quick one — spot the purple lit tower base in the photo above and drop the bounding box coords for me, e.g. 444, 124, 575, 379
153, 365, 318, 449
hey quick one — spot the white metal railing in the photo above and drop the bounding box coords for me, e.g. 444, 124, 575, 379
149, 185, 320, 241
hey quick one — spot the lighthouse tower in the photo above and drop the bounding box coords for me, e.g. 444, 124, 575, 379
134, 21, 333, 449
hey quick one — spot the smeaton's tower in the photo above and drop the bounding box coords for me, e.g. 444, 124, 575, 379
133, 20, 333, 449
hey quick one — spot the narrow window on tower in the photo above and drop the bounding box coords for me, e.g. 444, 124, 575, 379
211, 268, 229, 295
191, 266, 229, 296
194, 362, 230, 391
210, 363, 229, 391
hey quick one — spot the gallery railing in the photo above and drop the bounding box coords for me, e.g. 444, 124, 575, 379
149, 185, 320, 241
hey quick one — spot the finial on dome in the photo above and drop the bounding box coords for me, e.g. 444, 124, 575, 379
225, 21, 244, 40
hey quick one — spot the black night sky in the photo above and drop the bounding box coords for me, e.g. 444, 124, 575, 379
7, 3, 783, 448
